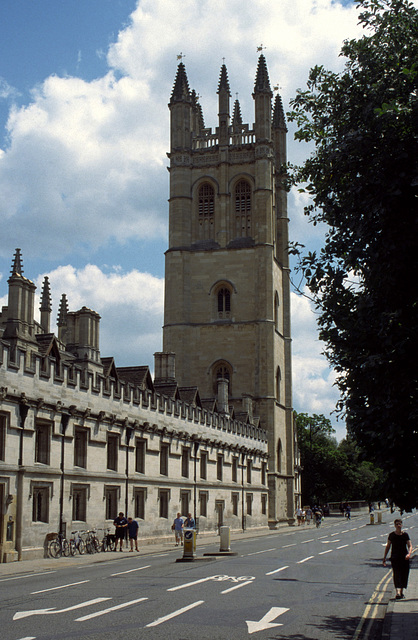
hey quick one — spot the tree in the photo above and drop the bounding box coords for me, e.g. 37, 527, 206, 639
288, 0, 418, 511
295, 412, 384, 505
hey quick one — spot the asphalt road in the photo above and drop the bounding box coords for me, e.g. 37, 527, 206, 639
1, 510, 416, 640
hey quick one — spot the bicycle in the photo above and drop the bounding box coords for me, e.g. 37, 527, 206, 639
84, 528, 100, 554
69, 530, 85, 555
48, 532, 71, 558
101, 528, 116, 552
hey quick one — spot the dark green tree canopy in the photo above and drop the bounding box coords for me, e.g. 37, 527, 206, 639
288, 0, 417, 510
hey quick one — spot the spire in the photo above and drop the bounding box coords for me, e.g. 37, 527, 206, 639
57, 293, 68, 326
191, 90, 205, 131
273, 93, 287, 131
232, 99, 242, 129
10, 248, 23, 277
170, 62, 191, 103
254, 54, 272, 96
40, 277, 52, 312
217, 64, 231, 96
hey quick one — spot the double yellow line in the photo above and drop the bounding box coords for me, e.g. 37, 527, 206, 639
352, 569, 392, 640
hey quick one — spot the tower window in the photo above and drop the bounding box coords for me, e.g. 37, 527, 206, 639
217, 287, 231, 317
213, 361, 232, 395
198, 183, 215, 240
235, 180, 252, 237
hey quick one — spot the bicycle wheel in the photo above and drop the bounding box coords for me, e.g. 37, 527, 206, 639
77, 539, 85, 555
101, 537, 108, 552
69, 540, 76, 556
48, 539, 62, 558
107, 536, 115, 552
62, 539, 71, 557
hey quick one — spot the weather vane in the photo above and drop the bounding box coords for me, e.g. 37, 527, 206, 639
177, 52, 186, 61
257, 44, 266, 52
273, 83, 283, 93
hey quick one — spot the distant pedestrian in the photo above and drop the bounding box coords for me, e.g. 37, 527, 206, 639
127, 517, 139, 552
345, 504, 351, 520
339, 502, 345, 517
383, 518, 412, 599
113, 512, 128, 551
296, 507, 303, 526
184, 513, 195, 529
172, 512, 184, 546
305, 507, 313, 525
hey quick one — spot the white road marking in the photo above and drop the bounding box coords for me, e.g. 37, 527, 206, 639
353, 540, 364, 545
246, 548, 276, 556
150, 553, 169, 557
168, 577, 212, 591
110, 565, 150, 576
337, 544, 349, 549
221, 580, 253, 594
31, 580, 90, 594
301, 539, 314, 544
318, 535, 327, 539
246, 607, 289, 634
319, 550, 333, 555
0, 571, 55, 583
321, 540, 338, 544
367, 537, 377, 540
17, 637, 36, 640
75, 597, 148, 621
13, 598, 111, 620
331, 532, 340, 536
297, 556, 314, 564
341, 530, 350, 533
282, 543, 296, 548
145, 601, 204, 627
265, 566, 289, 576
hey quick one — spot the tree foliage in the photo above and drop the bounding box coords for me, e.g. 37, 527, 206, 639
295, 412, 384, 505
288, 0, 418, 511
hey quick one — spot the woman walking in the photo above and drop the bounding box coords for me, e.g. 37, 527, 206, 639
383, 518, 412, 599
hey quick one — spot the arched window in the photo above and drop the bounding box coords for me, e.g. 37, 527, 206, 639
198, 183, 215, 239
212, 361, 232, 395
235, 179, 251, 237
274, 292, 280, 331
217, 287, 231, 318
276, 366, 281, 403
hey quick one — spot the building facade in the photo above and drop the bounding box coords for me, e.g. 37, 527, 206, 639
0, 56, 298, 563
0, 251, 269, 562
164, 55, 295, 526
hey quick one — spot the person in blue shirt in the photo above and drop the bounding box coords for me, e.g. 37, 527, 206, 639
184, 513, 195, 529
172, 512, 184, 546
113, 512, 128, 551
127, 517, 139, 552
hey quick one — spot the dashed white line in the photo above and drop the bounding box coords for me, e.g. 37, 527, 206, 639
0, 571, 56, 583
368, 537, 377, 540
297, 556, 314, 564
282, 543, 296, 548
337, 544, 349, 549
76, 597, 148, 621
266, 566, 289, 576
319, 550, 333, 555
31, 580, 89, 594
246, 548, 276, 556
168, 577, 212, 592
221, 580, 253, 594
353, 540, 364, 545
111, 565, 150, 576
301, 539, 314, 544
145, 601, 204, 627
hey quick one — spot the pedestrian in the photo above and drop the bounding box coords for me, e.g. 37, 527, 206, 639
172, 512, 184, 546
339, 502, 345, 517
113, 511, 128, 551
295, 506, 303, 526
383, 518, 412, 599
345, 503, 351, 520
127, 517, 139, 552
305, 507, 313, 525
184, 512, 195, 529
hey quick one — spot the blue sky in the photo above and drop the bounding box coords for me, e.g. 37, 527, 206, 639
0, 0, 381, 440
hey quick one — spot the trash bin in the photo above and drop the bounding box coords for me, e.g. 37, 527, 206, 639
219, 526, 231, 552
370, 513, 375, 525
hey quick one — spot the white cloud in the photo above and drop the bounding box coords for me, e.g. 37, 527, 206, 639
0, 0, 363, 259
33, 264, 164, 367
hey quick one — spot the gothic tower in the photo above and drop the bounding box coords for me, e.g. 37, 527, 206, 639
163, 56, 294, 524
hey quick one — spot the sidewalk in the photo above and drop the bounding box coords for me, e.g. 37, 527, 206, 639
0, 516, 416, 640
382, 564, 418, 640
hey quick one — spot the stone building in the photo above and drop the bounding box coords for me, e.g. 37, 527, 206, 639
0, 55, 298, 563
164, 55, 295, 526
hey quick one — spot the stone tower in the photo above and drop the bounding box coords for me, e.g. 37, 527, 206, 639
163, 55, 294, 524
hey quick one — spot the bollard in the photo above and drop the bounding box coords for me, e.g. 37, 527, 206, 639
182, 528, 196, 559
377, 512, 382, 524
370, 513, 375, 525
219, 525, 231, 552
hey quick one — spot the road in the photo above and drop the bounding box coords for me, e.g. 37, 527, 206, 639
1, 510, 416, 640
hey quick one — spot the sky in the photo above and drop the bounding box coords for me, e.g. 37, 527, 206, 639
0, 0, 380, 441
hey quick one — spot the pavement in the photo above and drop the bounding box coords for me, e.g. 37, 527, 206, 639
0, 512, 416, 640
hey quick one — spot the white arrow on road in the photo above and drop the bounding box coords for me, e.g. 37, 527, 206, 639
13, 597, 111, 620
246, 607, 289, 634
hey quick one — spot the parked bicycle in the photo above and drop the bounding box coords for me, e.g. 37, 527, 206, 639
48, 532, 70, 558
69, 530, 85, 555
84, 528, 101, 554
101, 528, 116, 552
